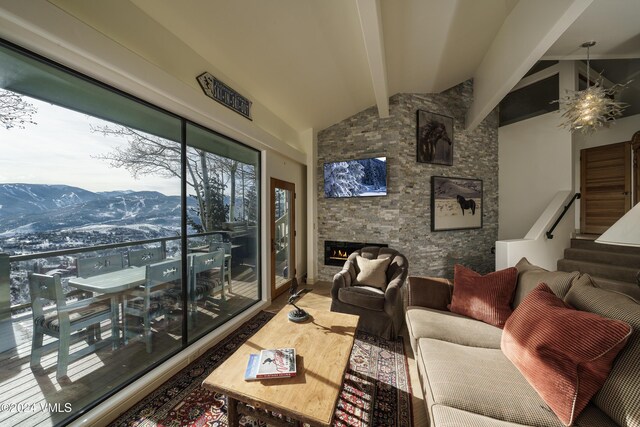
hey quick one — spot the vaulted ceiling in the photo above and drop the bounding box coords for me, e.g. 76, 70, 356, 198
46, 0, 640, 140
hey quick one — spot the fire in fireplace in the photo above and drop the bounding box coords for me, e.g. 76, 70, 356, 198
324, 240, 388, 266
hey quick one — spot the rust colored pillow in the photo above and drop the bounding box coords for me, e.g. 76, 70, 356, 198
449, 264, 517, 328
501, 283, 631, 426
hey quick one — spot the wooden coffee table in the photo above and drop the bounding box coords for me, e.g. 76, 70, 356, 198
202, 292, 359, 426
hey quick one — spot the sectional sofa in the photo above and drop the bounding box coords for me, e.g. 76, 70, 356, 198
405, 258, 640, 427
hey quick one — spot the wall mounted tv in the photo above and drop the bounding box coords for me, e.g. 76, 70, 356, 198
323, 157, 387, 198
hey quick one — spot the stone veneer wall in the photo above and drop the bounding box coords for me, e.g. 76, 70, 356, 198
317, 80, 498, 281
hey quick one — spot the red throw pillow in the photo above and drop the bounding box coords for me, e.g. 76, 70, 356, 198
449, 264, 517, 328
501, 283, 631, 426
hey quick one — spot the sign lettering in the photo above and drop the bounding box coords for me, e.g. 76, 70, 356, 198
196, 72, 252, 120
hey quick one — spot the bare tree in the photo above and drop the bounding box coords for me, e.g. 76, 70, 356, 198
0, 89, 37, 129
92, 124, 226, 231
217, 157, 239, 221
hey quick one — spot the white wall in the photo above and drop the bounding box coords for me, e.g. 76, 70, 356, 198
498, 112, 572, 239
0, 1, 306, 163
265, 151, 308, 299
301, 129, 318, 284
496, 191, 575, 271
573, 113, 640, 229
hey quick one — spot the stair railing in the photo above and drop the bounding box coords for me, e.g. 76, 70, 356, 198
546, 193, 581, 239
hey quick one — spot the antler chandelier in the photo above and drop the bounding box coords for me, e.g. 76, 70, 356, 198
555, 41, 630, 134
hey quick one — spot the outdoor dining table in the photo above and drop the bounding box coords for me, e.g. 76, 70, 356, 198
68, 266, 146, 349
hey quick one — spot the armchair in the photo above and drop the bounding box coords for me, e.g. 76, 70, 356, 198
330, 247, 408, 340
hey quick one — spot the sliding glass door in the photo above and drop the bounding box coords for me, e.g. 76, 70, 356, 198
185, 123, 260, 343
0, 39, 260, 426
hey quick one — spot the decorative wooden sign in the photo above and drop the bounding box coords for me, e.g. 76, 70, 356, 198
196, 72, 252, 120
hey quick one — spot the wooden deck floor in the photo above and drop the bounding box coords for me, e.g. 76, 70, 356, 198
0, 269, 260, 427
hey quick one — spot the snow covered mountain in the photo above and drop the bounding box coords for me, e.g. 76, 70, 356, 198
0, 183, 189, 235
0, 183, 101, 217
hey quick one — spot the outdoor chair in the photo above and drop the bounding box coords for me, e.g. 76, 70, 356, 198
209, 241, 232, 293
128, 246, 166, 267
189, 250, 225, 321
76, 253, 125, 340
210, 233, 224, 243
123, 259, 182, 353
77, 253, 125, 278
29, 273, 112, 379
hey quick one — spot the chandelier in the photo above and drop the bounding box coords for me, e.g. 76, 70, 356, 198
555, 41, 630, 134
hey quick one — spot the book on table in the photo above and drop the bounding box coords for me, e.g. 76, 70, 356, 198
244, 348, 296, 380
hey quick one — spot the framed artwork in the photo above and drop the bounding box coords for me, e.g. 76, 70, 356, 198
431, 176, 482, 231
416, 110, 453, 165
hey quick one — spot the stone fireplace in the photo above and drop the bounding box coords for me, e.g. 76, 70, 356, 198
316, 82, 499, 281
324, 240, 388, 266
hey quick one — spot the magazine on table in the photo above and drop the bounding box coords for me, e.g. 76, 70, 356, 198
244, 348, 296, 380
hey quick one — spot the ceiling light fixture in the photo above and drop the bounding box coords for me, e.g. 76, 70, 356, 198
554, 41, 630, 134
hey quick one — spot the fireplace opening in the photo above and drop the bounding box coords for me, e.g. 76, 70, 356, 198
324, 240, 388, 266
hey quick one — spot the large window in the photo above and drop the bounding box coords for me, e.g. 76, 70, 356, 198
0, 40, 260, 426
499, 74, 559, 126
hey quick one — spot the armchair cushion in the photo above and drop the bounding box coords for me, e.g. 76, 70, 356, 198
354, 255, 392, 290
338, 285, 385, 311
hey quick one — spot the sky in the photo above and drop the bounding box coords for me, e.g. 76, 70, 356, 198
0, 97, 182, 196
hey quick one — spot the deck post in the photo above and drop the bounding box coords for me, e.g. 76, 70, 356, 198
0, 253, 16, 353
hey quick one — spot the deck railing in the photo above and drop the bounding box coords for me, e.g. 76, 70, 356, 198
1, 230, 238, 314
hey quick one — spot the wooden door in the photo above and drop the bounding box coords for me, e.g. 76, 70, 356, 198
270, 178, 295, 300
580, 141, 631, 234
633, 131, 640, 205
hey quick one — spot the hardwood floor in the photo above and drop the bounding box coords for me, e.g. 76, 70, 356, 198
272, 281, 429, 426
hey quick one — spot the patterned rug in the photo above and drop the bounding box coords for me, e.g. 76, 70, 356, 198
111, 311, 412, 427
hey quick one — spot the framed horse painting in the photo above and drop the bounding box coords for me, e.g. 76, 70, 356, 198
416, 110, 454, 165
431, 176, 482, 231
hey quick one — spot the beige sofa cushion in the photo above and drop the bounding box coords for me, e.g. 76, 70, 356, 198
513, 258, 579, 307
406, 307, 502, 350
417, 338, 618, 427
431, 405, 618, 427
565, 274, 640, 427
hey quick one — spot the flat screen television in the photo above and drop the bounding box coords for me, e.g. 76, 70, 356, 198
323, 157, 387, 198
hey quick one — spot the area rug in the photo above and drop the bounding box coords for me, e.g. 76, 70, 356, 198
111, 311, 412, 427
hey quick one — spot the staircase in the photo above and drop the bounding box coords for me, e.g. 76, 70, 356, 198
557, 236, 640, 287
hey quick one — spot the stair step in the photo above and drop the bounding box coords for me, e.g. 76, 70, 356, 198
563, 248, 640, 268
570, 238, 640, 256
557, 259, 640, 284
